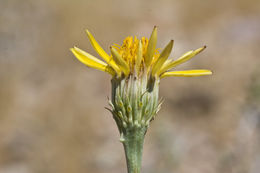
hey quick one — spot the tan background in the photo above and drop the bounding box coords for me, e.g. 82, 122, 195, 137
0, 0, 260, 172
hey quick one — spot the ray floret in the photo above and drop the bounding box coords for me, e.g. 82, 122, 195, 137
110, 46, 130, 76
70, 47, 114, 75
159, 46, 207, 74
161, 69, 212, 78
151, 40, 174, 76
135, 40, 143, 74
144, 26, 157, 67
86, 30, 120, 75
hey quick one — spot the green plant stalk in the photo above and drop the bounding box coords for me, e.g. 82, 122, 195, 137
122, 126, 147, 173
110, 76, 160, 173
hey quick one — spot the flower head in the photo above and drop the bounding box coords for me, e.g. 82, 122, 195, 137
71, 27, 212, 173
71, 27, 212, 131
71, 26, 211, 79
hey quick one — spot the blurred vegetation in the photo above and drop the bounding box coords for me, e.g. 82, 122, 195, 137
0, 0, 260, 173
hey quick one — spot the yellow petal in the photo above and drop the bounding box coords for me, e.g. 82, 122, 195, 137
86, 30, 120, 74
144, 26, 157, 67
70, 47, 115, 75
110, 47, 130, 75
152, 40, 174, 76
74, 46, 107, 66
159, 46, 206, 74
135, 40, 143, 74
161, 69, 212, 78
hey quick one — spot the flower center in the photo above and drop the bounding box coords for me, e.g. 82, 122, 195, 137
112, 36, 160, 74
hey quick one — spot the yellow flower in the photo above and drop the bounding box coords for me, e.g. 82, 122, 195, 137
71, 26, 212, 130
70, 26, 212, 79
71, 28, 212, 173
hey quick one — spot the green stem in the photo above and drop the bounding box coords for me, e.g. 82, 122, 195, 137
122, 126, 147, 173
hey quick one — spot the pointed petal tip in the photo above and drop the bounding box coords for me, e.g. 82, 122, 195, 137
73, 46, 83, 53
170, 40, 174, 47
151, 26, 158, 33
70, 48, 75, 54
202, 70, 213, 75
70, 47, 78, 53
85, 29, 93, 38
109, 46, 114, 51
200, 45, 207, 51
165, 40, 174, 51
195, 45, 207, 54
110, 46, 119, 54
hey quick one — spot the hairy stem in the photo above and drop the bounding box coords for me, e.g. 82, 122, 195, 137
122, 126, 147, 173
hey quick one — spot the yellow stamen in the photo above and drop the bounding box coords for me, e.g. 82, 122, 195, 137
112, 36, 150, 75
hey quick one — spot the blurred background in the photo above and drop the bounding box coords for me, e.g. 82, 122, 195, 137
0, 0, 260, 172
